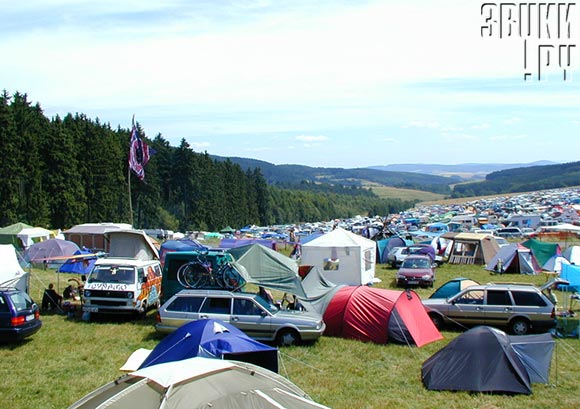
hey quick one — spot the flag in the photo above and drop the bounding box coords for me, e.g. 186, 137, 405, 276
128, 122, 153, 180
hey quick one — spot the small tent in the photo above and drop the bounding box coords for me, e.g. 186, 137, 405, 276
0, 244, 29, 292
58, 249, 98, 275
422, 326, 554, 394
486, 243, 542, 274
138, 319, 279, 373
0, 222, 33, 248
16, 227, 53, 249
376, 236, 408, 264
300, 228, 376, 286
563, 245, 580, 265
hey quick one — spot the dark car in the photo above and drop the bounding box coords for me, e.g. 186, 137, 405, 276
395, 255, 436, 288
0, 287, 42, 342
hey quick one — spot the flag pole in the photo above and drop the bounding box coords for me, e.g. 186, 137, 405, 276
128, 115, 135, 227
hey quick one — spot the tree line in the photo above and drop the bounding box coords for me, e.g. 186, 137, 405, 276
0, 91, 415, 232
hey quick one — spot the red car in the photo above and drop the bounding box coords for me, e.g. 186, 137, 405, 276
396, 255, 436, 288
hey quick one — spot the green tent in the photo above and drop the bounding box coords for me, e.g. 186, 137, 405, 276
522, 239, 560, 267
0, 222, 33, 248
228, 244, 307, 298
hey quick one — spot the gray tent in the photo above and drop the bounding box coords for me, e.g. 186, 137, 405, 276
68, 357, 329, 408
422, 326, 554, 395
228, 244, 307, 298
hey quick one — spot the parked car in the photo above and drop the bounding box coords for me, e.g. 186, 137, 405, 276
494, 227, 523, 239
0, 287, 42, 342
395, 255, 436, 288
387, 244, 442, 268
422, 279, 565, 335
155, 289, 326, 346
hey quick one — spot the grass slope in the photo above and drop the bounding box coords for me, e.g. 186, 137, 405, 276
4, 259, 579, 409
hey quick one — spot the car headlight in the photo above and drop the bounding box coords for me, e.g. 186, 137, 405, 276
422, 275, 432, 280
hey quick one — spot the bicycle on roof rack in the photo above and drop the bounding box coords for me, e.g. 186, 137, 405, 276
176, 253, 242, 291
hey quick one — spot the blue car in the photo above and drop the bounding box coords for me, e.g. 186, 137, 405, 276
0, 287, 42, 342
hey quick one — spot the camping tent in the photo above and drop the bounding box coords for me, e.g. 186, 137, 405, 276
68, 357, 330, 409
57, 249, 98, 275
138, 319, 279, 373
300, 268, 441, 347
485, 243, 542, 274
563, 245, 580, 265
300, 228, 376, 286
322, 286, 442, 346
16, 227, 53, 249
63, 223, 132, 252
440, 232, 500, 265
375, 236, 408, 264
429, 278, 479, 299
542, 254, 570, 273
0, 244, 29, 292
0, 222, 33, 248
559, 263, 580, 292
228, 243, 307, 298
422, 326, 554, 394
24, 238, 80, 264
522, 239, 561, 267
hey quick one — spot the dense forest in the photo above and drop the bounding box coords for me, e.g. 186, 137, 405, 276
451, 161, 580, 197
0, 91, 415, 232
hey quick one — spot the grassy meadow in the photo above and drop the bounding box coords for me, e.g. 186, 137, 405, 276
2, 255, 580, 409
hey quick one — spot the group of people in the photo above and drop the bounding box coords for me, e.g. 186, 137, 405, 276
41, 281, 81, 311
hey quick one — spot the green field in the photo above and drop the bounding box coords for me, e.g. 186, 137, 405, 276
363, 182, 447, 202
2, 261, 579, 409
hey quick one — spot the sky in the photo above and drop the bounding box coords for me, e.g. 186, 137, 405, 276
2, 0, 580, 168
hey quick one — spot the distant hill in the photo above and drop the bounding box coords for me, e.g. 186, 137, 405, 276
211, 156, 460, 195
452, 161, 580, 197
369, 161, 558, 180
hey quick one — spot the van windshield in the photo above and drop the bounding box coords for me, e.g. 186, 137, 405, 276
87, 266, 135, 284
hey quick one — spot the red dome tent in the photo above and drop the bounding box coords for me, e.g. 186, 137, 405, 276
323, 286, 442, 347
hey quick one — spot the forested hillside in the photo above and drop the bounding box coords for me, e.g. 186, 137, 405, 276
452, 161, 580, 197
0, 91, 414, 231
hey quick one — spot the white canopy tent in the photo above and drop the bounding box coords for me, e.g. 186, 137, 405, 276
300, 228, 376, 285
16, 227, 53, 249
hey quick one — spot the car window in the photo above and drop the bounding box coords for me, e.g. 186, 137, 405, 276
9, 292, 34, 311
200, 297, 231, 314
233, 298, 263, 316
455, 290, 484, 305
167, 296, 203, 312
511, 291, 547, 307
487, 290, 512, 305
0, 295, 9, 312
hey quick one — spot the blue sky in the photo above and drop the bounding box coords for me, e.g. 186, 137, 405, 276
2, 0, 580, 168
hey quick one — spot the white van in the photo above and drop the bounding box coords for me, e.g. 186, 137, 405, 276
82, 230, 161, 319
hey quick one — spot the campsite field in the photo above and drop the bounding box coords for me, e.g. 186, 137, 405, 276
3, 261, 580, 409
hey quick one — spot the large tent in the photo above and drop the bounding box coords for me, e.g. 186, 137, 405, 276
521, 239, 561, 267
485, 243, 542, 274
299, 268, 442, 347
440, 232, 500, 265
300, 228, 376, 286
138, 319, 279, 373
69, 357, 330, 409
422, 326, 554, 395
228, 243, 307, 298
0, 244, 29, 292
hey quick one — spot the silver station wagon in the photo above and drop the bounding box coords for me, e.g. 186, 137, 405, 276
422, 280, 565, 335
155, 289, 326, 346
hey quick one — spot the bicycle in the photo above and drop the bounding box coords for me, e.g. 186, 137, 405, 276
176, 257, 242, 291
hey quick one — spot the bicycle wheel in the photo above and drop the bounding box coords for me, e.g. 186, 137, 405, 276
217, 264, 240, 290
177, 262, 210, 288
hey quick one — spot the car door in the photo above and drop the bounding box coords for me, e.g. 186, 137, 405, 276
484, 289, 513, 327
447, 289, 485, 326
199, 296, 232, 322
161, 295, 205, 330
231, 297, 272, 340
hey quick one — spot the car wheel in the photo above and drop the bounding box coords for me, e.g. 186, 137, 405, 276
391, 261, 397, 269
511, 318, 530, 335
276, 328, 300, 346
429, 313, 444, 329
